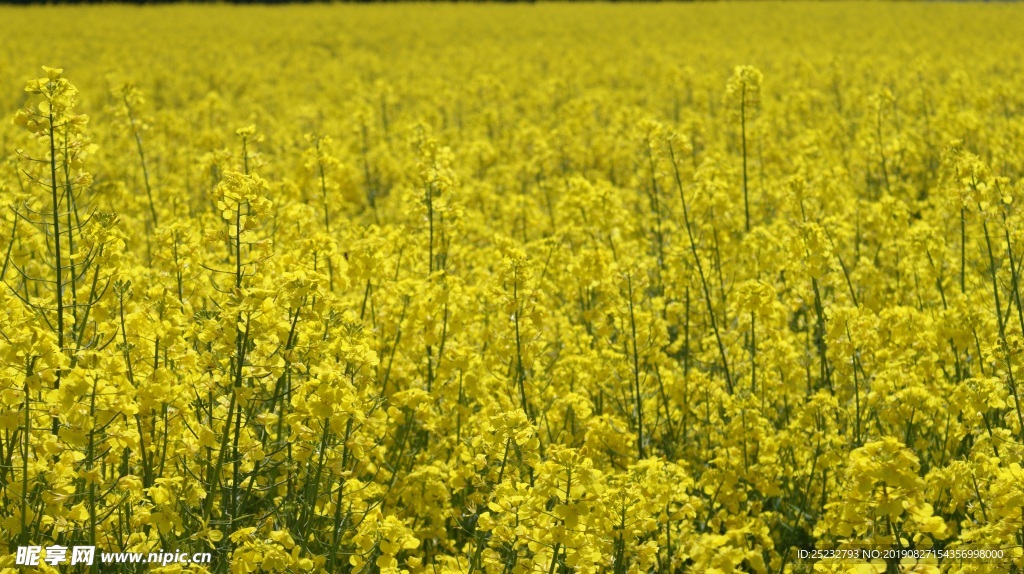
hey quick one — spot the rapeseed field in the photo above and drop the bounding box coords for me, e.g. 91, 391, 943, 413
1, 3, 1024, 573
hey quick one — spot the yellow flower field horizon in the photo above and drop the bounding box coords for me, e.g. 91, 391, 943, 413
2, 3, 1024, 573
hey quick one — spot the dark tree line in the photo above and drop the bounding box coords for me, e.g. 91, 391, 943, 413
0, 0, 563, 4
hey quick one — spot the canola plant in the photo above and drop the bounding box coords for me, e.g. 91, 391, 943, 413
1, 3, 1024, 573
